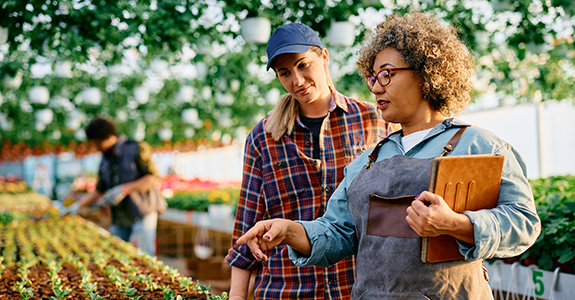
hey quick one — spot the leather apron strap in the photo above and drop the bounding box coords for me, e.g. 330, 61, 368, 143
366, 126, 469, 170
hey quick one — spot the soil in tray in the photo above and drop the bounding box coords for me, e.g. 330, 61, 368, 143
108, 258, 207, 300
0, 261, 207, 300
0, 266, 22, 299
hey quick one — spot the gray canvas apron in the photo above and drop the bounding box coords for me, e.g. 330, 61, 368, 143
346, 128, 493, 299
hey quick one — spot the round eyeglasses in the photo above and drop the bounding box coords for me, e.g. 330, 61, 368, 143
366, 67, 414, 91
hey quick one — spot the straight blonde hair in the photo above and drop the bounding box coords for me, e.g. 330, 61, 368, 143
264, 46, 335, 141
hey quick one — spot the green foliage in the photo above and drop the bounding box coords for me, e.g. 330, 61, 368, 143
0, 210, 14, 226
1, 0, 574, 146
522, 175, 575, 271
166, 188, 239, 212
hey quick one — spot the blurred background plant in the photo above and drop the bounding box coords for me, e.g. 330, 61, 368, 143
0, 0, 574, 148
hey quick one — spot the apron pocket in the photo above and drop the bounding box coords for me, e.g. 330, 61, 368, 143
367, 194, 420, 238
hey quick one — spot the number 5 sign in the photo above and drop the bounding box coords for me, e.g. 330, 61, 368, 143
485, 260, 575, 299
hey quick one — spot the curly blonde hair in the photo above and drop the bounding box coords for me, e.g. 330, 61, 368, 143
356, 12, 474, 116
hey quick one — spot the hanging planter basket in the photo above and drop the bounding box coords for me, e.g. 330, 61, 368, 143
29, 86, 50, 105
81, 88, 101, 105
35, 108, 54, 125
240, 17, 271, 44
0, 27, 8, 44
55, 61, 73, 78
2, 70, 23, 89
133, 86, 149, 105
182, 108, 199, 124
158, 128, 173, 141
491, 0, 515, 11
327, 21, 355, 47
176, 86, 194, 103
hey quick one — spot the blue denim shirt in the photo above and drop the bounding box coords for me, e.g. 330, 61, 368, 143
289, 118, 541, 267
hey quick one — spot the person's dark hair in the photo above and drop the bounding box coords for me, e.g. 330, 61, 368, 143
357, 12, 474, 116
85, 117, 118, 140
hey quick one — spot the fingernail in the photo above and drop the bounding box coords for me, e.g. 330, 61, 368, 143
414, 195, 419, 200
256, 253, 260, 259
262, 256, 267, 262
264, 235, 271, 240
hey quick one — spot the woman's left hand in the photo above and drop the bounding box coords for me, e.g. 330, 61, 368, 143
406, 191, 475, 244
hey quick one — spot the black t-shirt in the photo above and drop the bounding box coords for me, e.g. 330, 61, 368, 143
299, 114, 327, 159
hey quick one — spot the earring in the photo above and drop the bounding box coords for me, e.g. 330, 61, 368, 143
423, 94, 430, 100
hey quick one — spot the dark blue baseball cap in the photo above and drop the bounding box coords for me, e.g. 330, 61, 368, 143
266, 23, 323, 71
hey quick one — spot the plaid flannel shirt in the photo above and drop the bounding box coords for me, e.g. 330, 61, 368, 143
226, 90, 394, 299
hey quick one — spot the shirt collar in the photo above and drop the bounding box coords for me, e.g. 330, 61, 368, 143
384, 117, 471, 144
104, 136, 126, 158
295, 88, 349, 128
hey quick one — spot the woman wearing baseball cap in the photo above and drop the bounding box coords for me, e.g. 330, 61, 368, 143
225, 22, 395, 299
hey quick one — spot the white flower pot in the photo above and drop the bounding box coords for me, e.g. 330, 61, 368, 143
35, 122, 46, 132
491, 0, 515, 11
526, 34, 554, 54
184, 127, 195, 138
35, 108, 54, 125
55, 61, 73, 78
81, 88, 101, 105
176, 86, 194, 103
29, 86, 50, 105
327, 21, 355, 47
230, 79, 241, 92
182, 108, 199, 124
474, 31, 491, 50
0, 27, 8, 44
266, 88, 281, 105
196, 62, 208, 78
66, 110, 84, 131
240, 17, 271, 44
215, 92, 234, 106
158, 128, 173, 141
194, 244, 213, 260
74, 129, 86, 141
201, 86, 212, 100
2, 70, 23, 89
150, 59, 168, 73
134, 122, 146, 141
66, 118, 82, 131
133, 86, 149, 104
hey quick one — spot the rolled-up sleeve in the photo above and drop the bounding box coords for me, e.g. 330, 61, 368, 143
458, 144, 541, 260
225, 134, 266, 270
288, 163, 360, 267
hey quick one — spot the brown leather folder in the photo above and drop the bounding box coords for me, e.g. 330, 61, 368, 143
421, 154, 505, 263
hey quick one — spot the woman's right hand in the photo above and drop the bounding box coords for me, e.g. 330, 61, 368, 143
236, 218, 309, 262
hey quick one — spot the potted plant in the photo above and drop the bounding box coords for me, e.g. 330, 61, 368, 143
28, 86, 50, 104
324, 0, 360, 46
0, 27, 7, 44
81, 88, 101, 105
182, 108, 199, 124
240, 17, 271, 44
327, 20, 355, 47
1, 62, 23, 89
158, 128, 173, 141
517, 175, 575, 274
176, 86, 194, 103
54, 61, 73, 78
133, 86, 150, 105
35, 109, 54, 125
491, 0, 515, 11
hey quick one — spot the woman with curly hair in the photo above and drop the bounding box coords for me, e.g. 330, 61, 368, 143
236, 12, 540, 299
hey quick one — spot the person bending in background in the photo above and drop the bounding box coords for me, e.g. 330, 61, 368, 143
225, 22, 397, 300
63, 117, 166, 255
